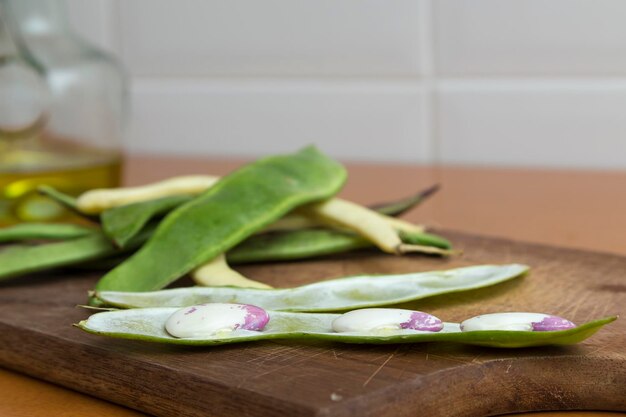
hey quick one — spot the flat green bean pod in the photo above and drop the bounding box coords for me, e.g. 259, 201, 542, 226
101, 195, 193, 248
0, 226, 153, 281
0, 233, 118, 280
227, 229, 371, 264
0, 223, 96, 243
94, 264, 529, 311
94, 146, 347, 293
227, 229, 451, 265
76, 307, 615, 348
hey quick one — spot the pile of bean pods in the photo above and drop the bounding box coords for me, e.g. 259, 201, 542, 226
0, 146, 454, 295
2, 146, 616, 347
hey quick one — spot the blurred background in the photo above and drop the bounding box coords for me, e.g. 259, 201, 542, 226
63, 0, 626, 169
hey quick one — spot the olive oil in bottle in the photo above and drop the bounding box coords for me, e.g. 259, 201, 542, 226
0, 136, 121, 225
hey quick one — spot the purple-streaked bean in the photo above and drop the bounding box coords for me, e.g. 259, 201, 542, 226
460, 312, 576, 332
165, 303, 269, 338
331, 308, 443, 333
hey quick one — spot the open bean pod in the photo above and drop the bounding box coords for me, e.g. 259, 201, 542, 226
76, 307, 616, 348
93, 264, 529, 311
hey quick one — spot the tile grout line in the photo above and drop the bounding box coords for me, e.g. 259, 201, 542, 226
129, 75, 626, 87
417, 0, 440, 166
419, 0, 445, 219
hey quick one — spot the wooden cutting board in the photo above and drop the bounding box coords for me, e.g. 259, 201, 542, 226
0, 230, 624, 417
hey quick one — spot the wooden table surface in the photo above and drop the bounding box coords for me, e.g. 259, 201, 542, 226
1, 155, 625, 417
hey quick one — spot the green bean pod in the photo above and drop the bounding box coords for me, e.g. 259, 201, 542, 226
0, 223, 96, 243
370, 183, 440, 216
227, 229, 370, 264
398, 230, 451, 250
227, 229, 451, 264
94, 146, 347, 293
101, 195, 193, 248
0, 226, 153, 281
76, 308, 615, 348
37, 185, 98, 222
93, 264, 528, 311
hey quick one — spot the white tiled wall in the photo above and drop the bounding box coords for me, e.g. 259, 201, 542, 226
435, 0, 626, 76
120, 0, 423, 77
131, 79, 430, 161
438, 81, 626, 169
67, 0, 626, 168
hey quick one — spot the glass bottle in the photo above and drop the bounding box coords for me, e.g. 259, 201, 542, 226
0, 0, 126, 225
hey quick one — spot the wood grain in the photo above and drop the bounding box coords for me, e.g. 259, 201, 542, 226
0, 230, 624, 417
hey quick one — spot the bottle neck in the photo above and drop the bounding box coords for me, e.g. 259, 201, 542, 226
3, 0, 70, 36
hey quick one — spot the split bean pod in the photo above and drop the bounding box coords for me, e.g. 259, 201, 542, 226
77, 305, 615, 348
93, 264, 529, 311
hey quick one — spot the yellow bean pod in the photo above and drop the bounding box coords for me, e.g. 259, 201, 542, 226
76, 175, 220, 214
298, 198, 445, 255
191, 254, 272, 289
